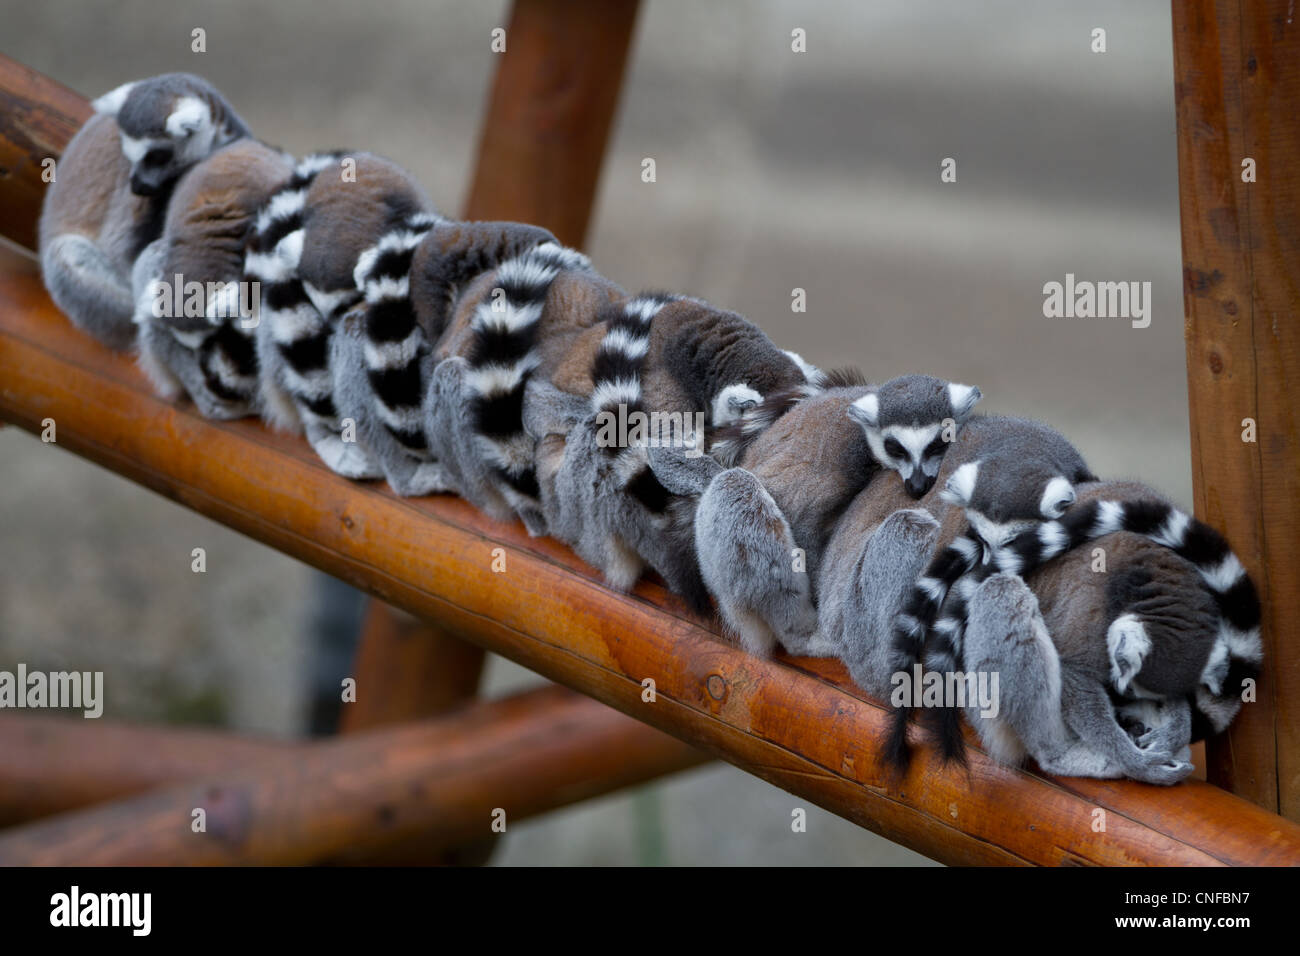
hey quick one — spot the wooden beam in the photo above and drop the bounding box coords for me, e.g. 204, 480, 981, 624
338, 601, 494, 864
0, 57, 89, 252
2, 252, 1299, 864
0, 687, 705, 865
1172, 0, 1300, 819
462, 0, 641, 246
0, 716, 289, 828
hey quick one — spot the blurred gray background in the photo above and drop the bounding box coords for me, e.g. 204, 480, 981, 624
0, 1, 1186, 864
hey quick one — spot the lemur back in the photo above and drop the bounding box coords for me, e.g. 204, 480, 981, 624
132, 138, 294, 419
333, 218, 558, 496
244, 151, 434, 478
525, 296, 812, 610
40, 74, 250, 349
427, 248, 621, 532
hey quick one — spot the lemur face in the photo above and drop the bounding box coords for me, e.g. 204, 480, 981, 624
943, 460, 1076, 557
848, 376, 981, 499
94, 81, 221, 197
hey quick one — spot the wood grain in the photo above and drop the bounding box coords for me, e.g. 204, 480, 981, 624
0, 56, 89, 251
3, 249, 1298, 865
1172, 0, 1300, 818
461, 0, 641, 246
0, 687, 705, 865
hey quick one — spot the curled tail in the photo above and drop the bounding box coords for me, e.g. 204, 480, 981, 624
244, 152, 344, 430
464, 241, 590, 505
352, 212, 445, 455
884, 531, 984, 768
995, 498, 1262, 735
590, 292, 680, 509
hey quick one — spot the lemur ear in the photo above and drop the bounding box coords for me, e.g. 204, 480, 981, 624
941, 461, 980, 507
165, 96, 209, 138
948, 383, 982, 420
712, 383, 762, 426
847, 392, 879, 429
1039, 476, 1076, 518
92, 81, 136, 118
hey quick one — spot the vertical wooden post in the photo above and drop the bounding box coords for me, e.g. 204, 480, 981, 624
462, 0, 641, 245
1172, 1, 1300, 819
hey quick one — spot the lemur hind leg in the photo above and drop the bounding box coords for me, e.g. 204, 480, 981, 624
425, 357, 514, 522
695, 468, 817, 657
304, 421, 382, 480
331, 323, 451, 497
829, 508, 942, 700
43, 233, 137, 350
961, 573, 1084, 771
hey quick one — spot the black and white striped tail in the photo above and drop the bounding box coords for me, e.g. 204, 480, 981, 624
197, 323, 260, 406
244, 152, 343, 430
464, 241, 591, 503
352, 212, 446, 455
993, 498, 1262, 735
884, 530, 985, 768
590, 292, 680, 511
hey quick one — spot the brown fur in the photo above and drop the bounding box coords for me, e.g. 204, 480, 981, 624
298, 153, 433, 294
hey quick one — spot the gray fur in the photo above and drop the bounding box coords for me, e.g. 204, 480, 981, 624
961, 573, 1193, 784
131, 138, 292, 420
696, 468, 819, 656
343, 220, 558, 497
818, 507, 944, 694
246, 151, 433, 479
531, 297, 807, 607
40, 75, 250, 350
692, 375, 972, 656
848, 374, 981, 499
332, 313, 451, 496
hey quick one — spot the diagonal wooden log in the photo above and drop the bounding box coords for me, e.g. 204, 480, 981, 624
1172, 0, 1300, 819
2, 248, 1299, 865
0, 687, 706, 865
0, 716, 290, 828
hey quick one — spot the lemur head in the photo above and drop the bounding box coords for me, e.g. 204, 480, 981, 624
941, 459, 1077, 554
92, 74, 250, 197
846, 374, 981, 499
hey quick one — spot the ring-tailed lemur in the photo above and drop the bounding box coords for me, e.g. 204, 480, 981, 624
243, 150, 435, 478
693, 372, 980, 655
525, 296, 813, 610
936, 482, 1263, 748
817, 476, 1205, 784
131, 138, 294, 419
422, 243, 619, 534
40, 74, 251, 349
884, 416, 1094, 767
332, 217, 559, 496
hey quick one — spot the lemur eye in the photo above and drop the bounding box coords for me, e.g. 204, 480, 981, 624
143, 147, 173, 166
924, 436, 947, 458
884, 438, 906, 460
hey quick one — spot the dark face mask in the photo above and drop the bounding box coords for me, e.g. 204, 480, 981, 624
129, 168, 171, 197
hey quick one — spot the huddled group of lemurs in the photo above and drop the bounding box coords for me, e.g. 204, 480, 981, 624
39, 74, 1264, 785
